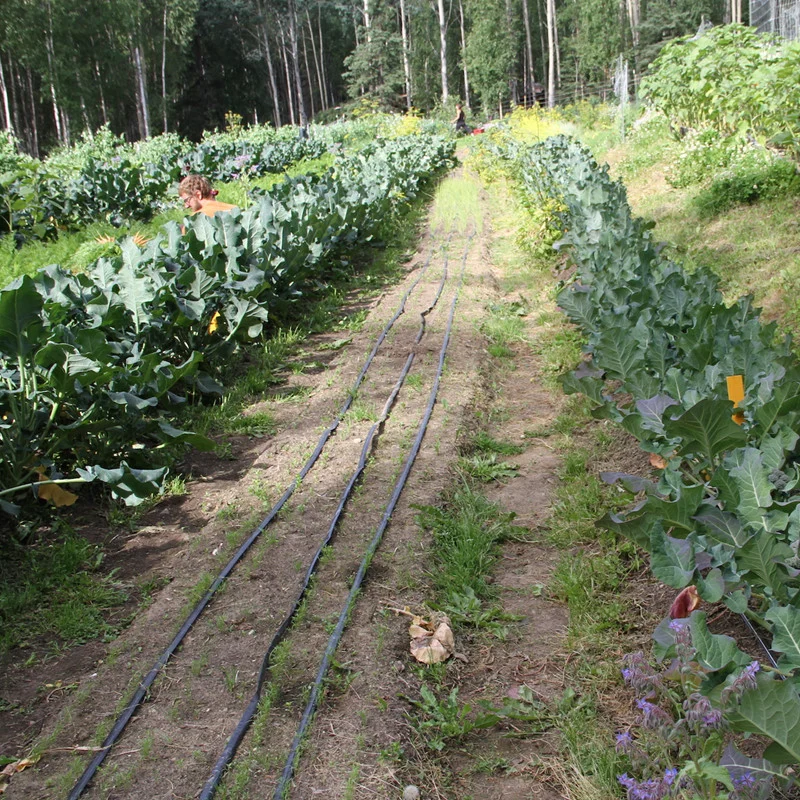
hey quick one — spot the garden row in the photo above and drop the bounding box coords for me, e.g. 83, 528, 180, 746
493, 133, 800, 780
0, 133, 455, 519
0, 125, 326, 243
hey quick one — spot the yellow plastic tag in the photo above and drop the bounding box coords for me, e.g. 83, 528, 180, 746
726, 375, 745, 425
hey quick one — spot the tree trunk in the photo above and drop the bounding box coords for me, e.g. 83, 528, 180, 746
287, 0, 307, 127
161, 2, 169, 132
554, 0, 561, 89
626, 0, 640, 46
363, 0, 372, 39
436, 0, 449, 103
0, 54, 12, 133
507, 0, 519, 105
317, 5, 330, 107
279, 24, 296, 125
537, 0, 547, 91
261, 15, 283, 128
458, 0, 470, 109
400, 0, 413, 108
45, 1, 63, 144
546, 0, 555, 107
94, 56, 108, 126
521, 0, 535, 97
132, 42, 151, 139
301, 26, 315, 118
27, 68, 39, 156
306, 8, 326, 112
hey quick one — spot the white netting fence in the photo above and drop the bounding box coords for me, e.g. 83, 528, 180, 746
751, 0, 800, 41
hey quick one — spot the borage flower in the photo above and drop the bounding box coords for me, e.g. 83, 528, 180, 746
618, 768, 678, 800
622, 652, 661, 692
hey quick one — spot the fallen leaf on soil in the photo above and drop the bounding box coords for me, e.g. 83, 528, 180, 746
34, 469, 78, 507
669, 585, 700, 619
408, 613, 454, 664
0, 756, 40, 792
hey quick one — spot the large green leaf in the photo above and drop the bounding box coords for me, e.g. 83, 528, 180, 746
730, 448, 775, 529
596, 326, 644, 383
689, 611, 751, 671
720, 743, 786, 790
664, 398, 747, 465
0, 276, 45, 357
693, 507, 752, 548
728, 674, 800, 764
737, 531, 792, 599
765, 606, 800, 670
643, 483, 706, 534
78, 462, 167, 506
650, 525, 696, 587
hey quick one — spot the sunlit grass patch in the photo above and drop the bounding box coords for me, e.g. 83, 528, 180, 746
429, 173, 482, 234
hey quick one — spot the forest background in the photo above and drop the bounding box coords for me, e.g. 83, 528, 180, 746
0, 0, 735, 157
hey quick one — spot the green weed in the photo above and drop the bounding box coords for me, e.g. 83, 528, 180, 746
417, 480, 521, 605
458, 453, 520, 483
0, 529, 128, 653
470, 431, 524, 456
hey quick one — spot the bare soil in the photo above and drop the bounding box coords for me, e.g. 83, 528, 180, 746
0, 166, 664, 800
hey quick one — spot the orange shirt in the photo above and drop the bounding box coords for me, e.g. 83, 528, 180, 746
198, 200, 236, 216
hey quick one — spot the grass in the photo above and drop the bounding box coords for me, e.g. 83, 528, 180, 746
0, 207, 185, 287
429, 172, 483, 234
417, 480, 521, 611
0, 527, 128, 653
457, 453, 519, 483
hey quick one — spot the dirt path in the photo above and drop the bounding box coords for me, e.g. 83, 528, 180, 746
2, 166, 577, 800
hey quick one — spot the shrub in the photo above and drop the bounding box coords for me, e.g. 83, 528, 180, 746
692, 152, 800, 216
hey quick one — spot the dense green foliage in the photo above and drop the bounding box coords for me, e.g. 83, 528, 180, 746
485, 131, 800, 775
0, 133, 454, 519
0, 124, 324, 244
642, 24, 800, 156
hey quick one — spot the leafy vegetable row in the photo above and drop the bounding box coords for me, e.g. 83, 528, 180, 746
1, 128, 325, 243
492, 133, 800, 770
0, 134, 455, 517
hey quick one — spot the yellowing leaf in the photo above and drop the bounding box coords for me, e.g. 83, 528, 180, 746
34, 470, 79, 507
208, 311, 221, 335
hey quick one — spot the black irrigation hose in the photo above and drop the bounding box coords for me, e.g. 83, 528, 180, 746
273, 233, 473, 799
198, 241, 455, 800
739, 613, 780, 671
67, 245, 444, 800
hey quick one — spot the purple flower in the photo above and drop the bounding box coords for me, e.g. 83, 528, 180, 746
668, 618, 695, 659
618, 769, 677, 800
636, 698, 674, 731
722, 661, 760, 704
622, 652, 661, 692
683, 693, 725, 732
616, 730, 634, 753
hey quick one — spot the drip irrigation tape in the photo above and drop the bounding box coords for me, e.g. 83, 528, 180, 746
198, 242, 453, 800
739, 613, 780, 671
273, 233, 473, 799
67, 244, 444, 800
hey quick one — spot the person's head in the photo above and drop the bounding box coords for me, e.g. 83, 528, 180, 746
455, 103, 462, 110
179, 174, 214, 212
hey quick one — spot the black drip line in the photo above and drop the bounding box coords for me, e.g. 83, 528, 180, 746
67, 241, 447, 800
198, 236, 457, 799
273, 232, 473, 799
